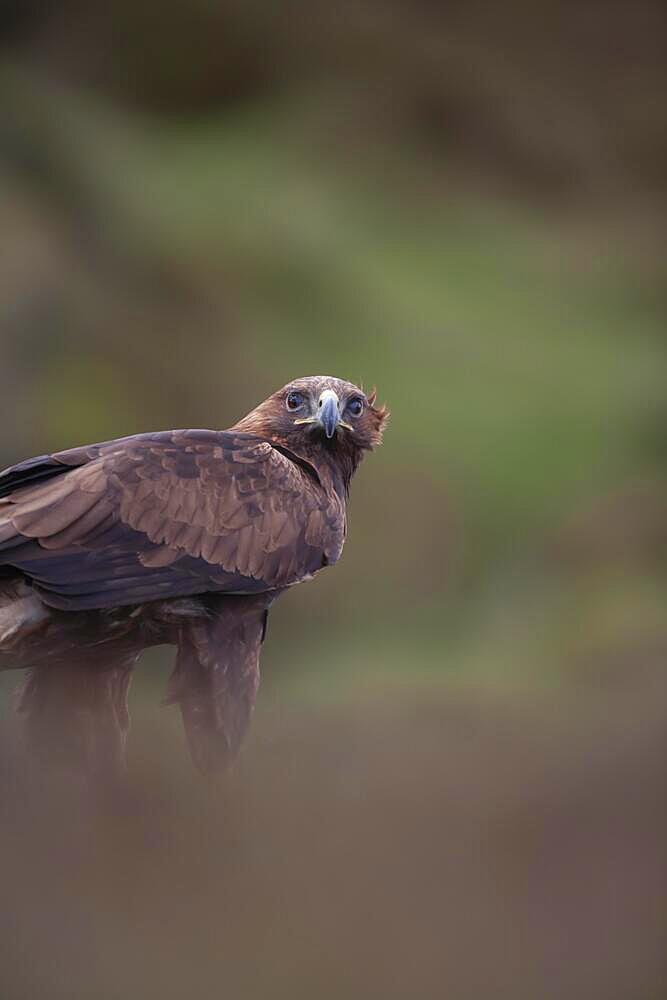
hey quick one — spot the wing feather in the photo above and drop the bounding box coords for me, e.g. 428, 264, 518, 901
38, 498, 116, 549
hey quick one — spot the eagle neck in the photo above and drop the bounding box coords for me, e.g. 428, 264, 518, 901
263, 433, 363, 501
318, 443, 364, 500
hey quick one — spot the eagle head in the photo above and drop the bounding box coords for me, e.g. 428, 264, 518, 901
234, 376, 389, 455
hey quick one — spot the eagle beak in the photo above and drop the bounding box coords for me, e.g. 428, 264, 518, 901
317, 389, 340, 439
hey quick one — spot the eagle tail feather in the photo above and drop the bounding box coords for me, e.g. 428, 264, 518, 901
168, 596, 268, 774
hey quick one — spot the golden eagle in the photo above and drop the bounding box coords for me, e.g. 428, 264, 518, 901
0, 376, 387, 775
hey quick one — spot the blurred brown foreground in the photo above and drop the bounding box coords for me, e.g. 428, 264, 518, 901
1, 665, 665, 1000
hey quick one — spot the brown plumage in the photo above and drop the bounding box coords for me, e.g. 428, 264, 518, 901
0, 376, 387, 775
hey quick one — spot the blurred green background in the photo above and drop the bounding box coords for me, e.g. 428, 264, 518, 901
1, 3, 666, 998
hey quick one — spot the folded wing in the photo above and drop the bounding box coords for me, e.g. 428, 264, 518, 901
0, 430, 345, 610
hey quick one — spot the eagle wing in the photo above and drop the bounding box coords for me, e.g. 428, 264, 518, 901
0, 430, 345, 610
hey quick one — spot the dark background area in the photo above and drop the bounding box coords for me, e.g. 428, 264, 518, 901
1, 3, 666, 998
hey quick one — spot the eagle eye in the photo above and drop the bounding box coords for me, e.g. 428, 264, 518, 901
286, 390, 306, 411
347, 396, 364, 417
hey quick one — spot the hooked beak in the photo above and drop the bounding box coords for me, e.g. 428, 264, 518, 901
317, 389, 340, 439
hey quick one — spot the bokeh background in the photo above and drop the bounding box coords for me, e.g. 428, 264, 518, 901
1, 3, 666, 998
